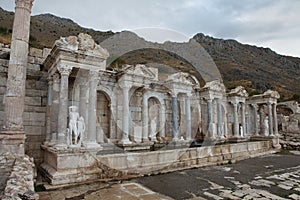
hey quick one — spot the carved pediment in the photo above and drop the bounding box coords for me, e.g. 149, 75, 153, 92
228, 86, 249, 97
203, 79, 226, 93
124, 64, 157, 79
263, 90, 280, 99
54, 33, 109, 58
166, 72, 193, 85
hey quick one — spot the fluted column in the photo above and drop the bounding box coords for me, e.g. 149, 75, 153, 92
119, 85, 131, 144
55, 65, 72, 148
217, 99, 224, 138
79, 83, 89, 143
50, 74, 60, 144
241, 103, 246, 137
207, 99, 214, 138
2, 0, 34, 134
142, 95, 149, 142
0, 0, 35, 154
86, 71, 100, 148
45, 76, 53, 143
252, 104, 259, 136
273, 103, 279, 135
185, 95, 192, 140
172, 95, 179, 141
268, 103, 274, 136
233, 102, 239, 137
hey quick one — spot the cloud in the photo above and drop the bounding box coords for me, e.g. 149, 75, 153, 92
0, 0, 299, 57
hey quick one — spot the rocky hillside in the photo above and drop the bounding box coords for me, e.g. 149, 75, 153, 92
0, 7, 299, 101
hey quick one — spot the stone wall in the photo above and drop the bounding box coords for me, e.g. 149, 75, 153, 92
0, 153, 38, 200
0, 44, 49, 165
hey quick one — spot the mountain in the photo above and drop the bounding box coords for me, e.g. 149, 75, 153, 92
0, 7, 299, 101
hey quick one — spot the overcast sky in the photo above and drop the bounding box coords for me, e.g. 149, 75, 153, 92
1, 0, 300, 57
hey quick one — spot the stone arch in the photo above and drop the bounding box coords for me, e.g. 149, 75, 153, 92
143, 92, 166, 139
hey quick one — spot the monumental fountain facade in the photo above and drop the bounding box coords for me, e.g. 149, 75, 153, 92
30, 34, 280, 185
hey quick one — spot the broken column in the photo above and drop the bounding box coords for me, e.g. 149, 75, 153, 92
0, 0, 34, 154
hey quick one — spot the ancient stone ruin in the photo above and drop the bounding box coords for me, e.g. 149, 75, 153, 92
1, 0, 298, 197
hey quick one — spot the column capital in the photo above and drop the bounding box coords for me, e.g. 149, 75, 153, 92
120, 84, 132, 91
47, 76, 53, 85
89, 70, 100, 80
15, 0, 34, 11
251, 103, 258, 108
57, 65, 72, 76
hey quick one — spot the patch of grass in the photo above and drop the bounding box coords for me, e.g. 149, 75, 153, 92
276, 149, 291, 155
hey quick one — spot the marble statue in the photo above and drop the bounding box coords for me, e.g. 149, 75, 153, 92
239, 125, 244, 137
263, 116, 269, 136
77, 116, 85, 145
68, 106, 84, 146
150, 117, 157, 141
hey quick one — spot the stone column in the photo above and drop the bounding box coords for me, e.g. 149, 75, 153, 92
233, 102, 239, 137
172, 95, 179, 141
0, 0, 34, 154
142, 95, 149, 142
241, 102, 246, 137
207, 98, 214, 138
217, 99, 223, 138
160, 105, 166, 138
79, 83, 89, 142
186, 95, 192, 140
50, 74, 60, 144
45, 76, 53, 143
252, 104, 259, 136
268, 103, 274, 136
273, 103, 279, 135
55, 65, 72, 148
119, 85, 131, 144
86, 71, 100, 148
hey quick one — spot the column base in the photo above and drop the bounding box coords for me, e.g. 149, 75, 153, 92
83, 141, 102, 149
0, 130, 26, 155
54, 143, 68, 150
142, 138, 149, 143
118, 138, 132, 145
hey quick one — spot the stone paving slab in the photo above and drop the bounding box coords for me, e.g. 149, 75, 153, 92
38, 182, 173, 200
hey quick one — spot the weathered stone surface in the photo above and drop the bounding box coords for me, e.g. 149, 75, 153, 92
0, 153, 38, 200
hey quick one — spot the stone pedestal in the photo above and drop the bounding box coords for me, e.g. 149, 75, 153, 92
0, 131, 26, 155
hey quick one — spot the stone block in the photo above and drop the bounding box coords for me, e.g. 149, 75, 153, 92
26, 79, 36, 89
35, 80, 48, 90
43, 48, 51, 58
26, 89, 47, 97
29, 47, 43, 57
25, 96, 41, 106
24, 125, 44, 135
27, 63, 41, 71
0, 86, 6, 95
0, 76, 6, 86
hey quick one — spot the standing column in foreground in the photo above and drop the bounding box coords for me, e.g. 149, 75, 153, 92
1, 0, 35, 154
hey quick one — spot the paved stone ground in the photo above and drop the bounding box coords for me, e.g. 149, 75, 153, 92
38, 151, 300, 200
137, 151, 300, 200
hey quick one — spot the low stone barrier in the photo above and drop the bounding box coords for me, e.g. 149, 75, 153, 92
98, 141, 275, 175
1, 153, 38, 200
41, 140, 278, 185
280, 132, 300, 150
